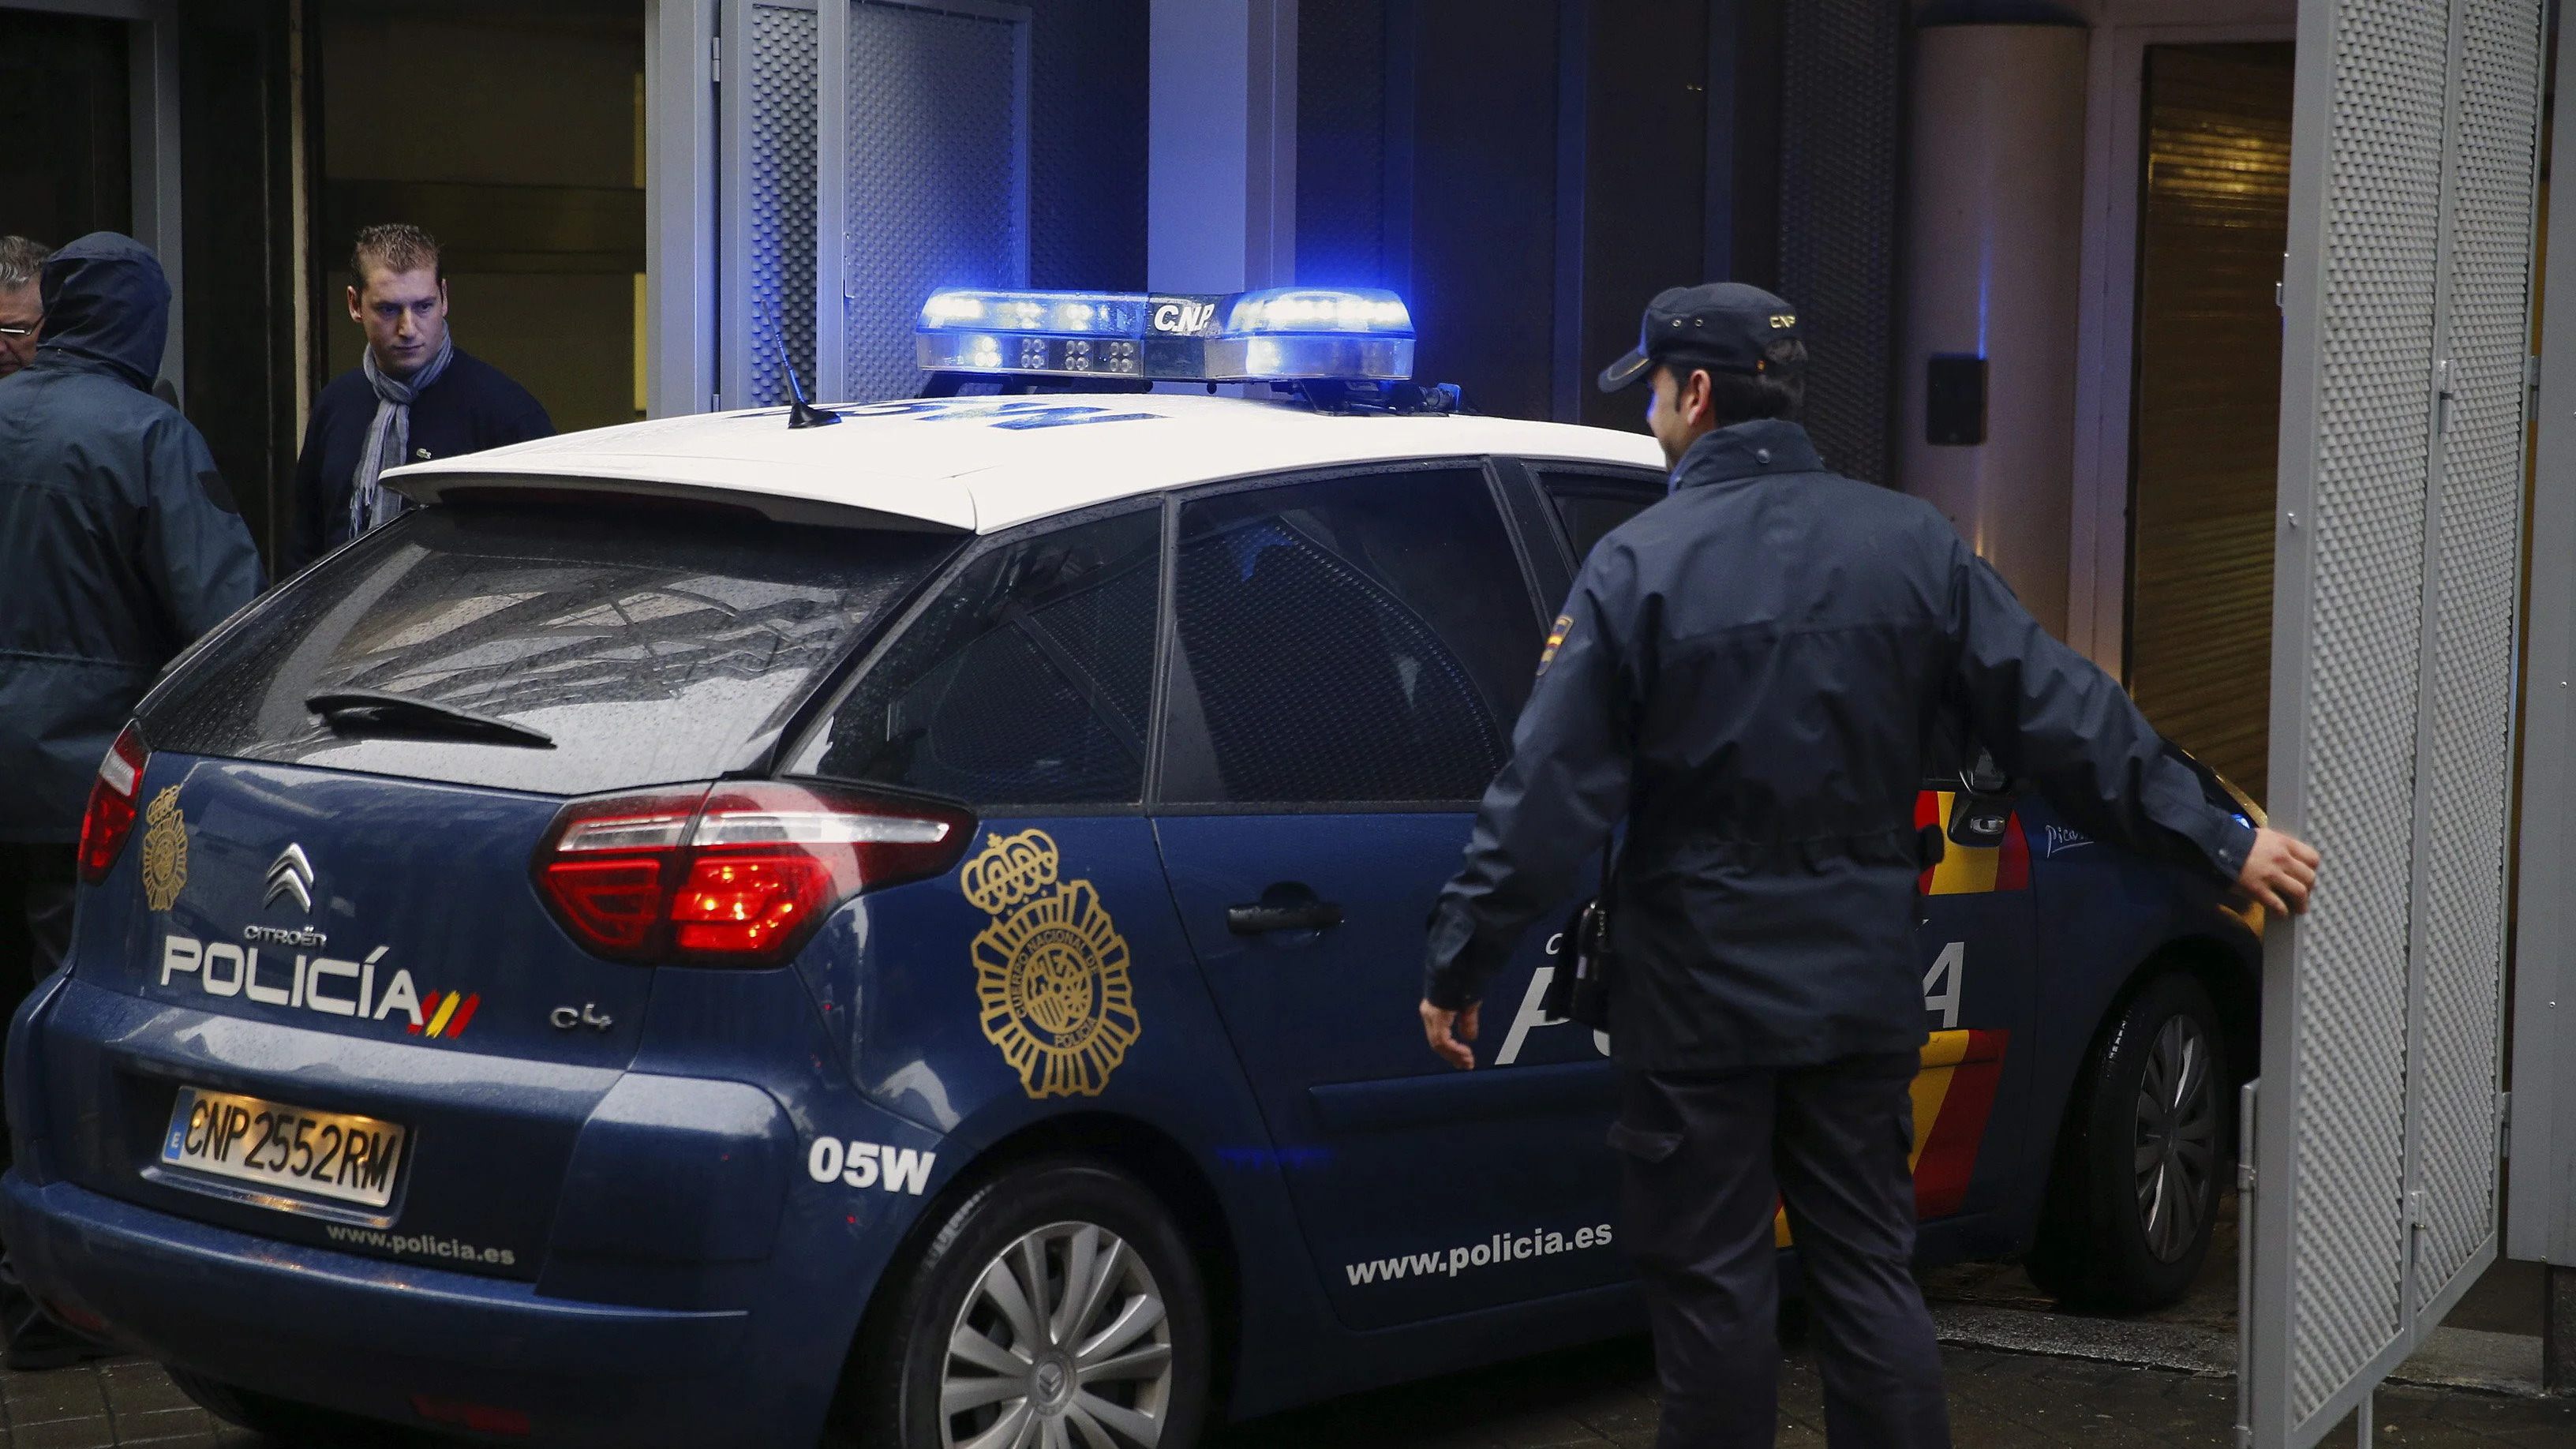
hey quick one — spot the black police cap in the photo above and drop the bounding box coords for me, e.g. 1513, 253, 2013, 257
1597, 282, 1804, 393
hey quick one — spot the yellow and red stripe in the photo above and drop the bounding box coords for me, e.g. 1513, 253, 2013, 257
1773, 1028, 2009, 1245
406, 990, 481, 1039
1912, 791, 2030, 895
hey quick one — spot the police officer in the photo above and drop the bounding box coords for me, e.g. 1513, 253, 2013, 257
1417, 283, 2319, 1448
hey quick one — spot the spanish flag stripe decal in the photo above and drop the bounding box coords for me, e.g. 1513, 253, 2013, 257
424, 992, 461, 1039
444, 994, 480, 1039
408, 992, 439, 1036
1915, 790, 2031, 896
1912, 1029, 2009, 1219
1773, 1028, 2010, 1246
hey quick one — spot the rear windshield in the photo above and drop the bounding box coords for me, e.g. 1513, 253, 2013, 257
142, 504, 958, 796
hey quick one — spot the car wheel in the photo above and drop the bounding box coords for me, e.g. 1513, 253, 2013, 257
2025, 971, 2229, 1311
838, 1157, 1211, 1449
165, 1366, 406, 1446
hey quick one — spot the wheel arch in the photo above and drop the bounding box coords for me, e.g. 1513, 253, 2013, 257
839, 1109, 1248, 1420
2023, 922, 2256, 1294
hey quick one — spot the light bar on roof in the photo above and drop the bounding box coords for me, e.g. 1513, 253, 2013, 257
916, 286, 1416, 383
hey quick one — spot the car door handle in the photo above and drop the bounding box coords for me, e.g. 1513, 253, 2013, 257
1226, 897, 1344, 934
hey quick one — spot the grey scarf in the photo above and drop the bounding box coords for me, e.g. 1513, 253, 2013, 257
350, 335, 455, 541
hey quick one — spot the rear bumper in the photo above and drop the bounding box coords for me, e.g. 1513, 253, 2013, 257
2, 1172, 796, 1447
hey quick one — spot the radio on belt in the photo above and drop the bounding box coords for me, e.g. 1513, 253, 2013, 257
915, 286, 1416, 383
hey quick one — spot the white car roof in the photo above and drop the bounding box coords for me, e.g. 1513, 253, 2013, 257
384, 391, 1667, 534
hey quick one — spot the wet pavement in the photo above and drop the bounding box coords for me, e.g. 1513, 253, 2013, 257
6, 1337, 2563, 1449
1, 1216, 2560, 1447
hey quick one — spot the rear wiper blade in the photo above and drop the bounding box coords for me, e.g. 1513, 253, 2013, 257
305, 689, 556, 748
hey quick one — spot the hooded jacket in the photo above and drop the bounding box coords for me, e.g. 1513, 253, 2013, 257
1423, 420, 2252, 1072
0, 232, 264, 843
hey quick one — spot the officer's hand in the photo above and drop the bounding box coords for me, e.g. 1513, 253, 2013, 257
1421, 998, 1479, 1071
2237, 827, 2321, 916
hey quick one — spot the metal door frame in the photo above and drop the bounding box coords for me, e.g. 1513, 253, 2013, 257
2509, 0, 2576, 1280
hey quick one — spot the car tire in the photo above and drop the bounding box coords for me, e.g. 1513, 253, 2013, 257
2025, 970, 2230, 1311
166, 1366, 406, 1446
835, 1157, 1211, 1449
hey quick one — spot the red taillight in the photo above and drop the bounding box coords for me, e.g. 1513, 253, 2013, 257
533, 781, 975, 967
411, 1394, 532, 1436
77, 723, 149, 885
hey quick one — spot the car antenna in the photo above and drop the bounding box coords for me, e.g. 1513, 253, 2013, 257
756, 298, 839, 429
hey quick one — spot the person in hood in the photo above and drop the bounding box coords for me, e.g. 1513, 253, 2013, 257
0, 230, 262, 1369
286, 223, 551, 571
0, 237, 47, 379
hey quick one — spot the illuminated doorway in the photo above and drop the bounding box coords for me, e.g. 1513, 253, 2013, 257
2125, 42, 2295, 802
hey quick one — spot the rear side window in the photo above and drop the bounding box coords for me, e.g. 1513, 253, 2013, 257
1160, 467, 1540, 806
789, 510, 1161, 807
141, 505, 957, 796
1537, 469, 1665, 564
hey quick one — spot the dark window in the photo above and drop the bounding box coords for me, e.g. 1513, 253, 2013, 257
1535, 470, 1665, 564
792, 510, 1161, 807
140, 505, 958, 796
1161, 468, 1537, 806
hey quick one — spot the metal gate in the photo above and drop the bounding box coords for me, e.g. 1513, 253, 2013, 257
819, 0, 1030, 403
713, 0, 1032, 410
720, 0, 821, 412
2245, 0, 2543, 1443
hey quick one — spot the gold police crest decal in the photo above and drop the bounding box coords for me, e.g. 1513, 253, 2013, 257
962, 829, 1140, 1099
139, 785, 188, 912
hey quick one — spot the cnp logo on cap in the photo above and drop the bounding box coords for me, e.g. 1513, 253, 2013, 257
1597, 283, 1804, 393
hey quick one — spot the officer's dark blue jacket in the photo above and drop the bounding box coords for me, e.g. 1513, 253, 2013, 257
1424, 419, 2255, 1072
0, 233, 265, 844
287, 346, 552, 571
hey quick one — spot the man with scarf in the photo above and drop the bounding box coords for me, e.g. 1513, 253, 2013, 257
0, 231, 264, 1368
288, 223, 552, 571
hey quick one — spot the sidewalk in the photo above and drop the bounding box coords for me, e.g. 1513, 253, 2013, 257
1208, 1335, 2574, 1449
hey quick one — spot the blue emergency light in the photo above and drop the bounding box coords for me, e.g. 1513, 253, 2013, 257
916, 286, 1416, 383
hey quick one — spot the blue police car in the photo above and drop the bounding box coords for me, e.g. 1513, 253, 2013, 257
5, 287, 2260, 1447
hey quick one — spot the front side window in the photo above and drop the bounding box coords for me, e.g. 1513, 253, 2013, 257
1535, 468, 1665, 565
1160, 467, 1539, 806
792, 509, 1161, 807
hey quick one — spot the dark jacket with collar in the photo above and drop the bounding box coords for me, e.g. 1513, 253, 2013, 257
1423, 418, 2253, 1072
0, 233, 265, 843
287, 345, 552, 571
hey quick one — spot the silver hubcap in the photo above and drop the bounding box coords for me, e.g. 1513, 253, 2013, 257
2133, 1013, 2218, 1264
940, 1221, 1174, 1449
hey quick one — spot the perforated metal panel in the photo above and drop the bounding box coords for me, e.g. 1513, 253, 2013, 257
750, 3, 820, 407
2406, 0, 2534, 1318
837, 0, 1030, 402
1774, 0, 1901, 484
2249, 0, 2540, 1443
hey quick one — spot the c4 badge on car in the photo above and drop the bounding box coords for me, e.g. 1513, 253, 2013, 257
140, 786, 188, 912
962, 829, 1140, 1099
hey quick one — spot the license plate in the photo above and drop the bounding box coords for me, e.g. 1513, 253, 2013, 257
161, 1088, 406, 1209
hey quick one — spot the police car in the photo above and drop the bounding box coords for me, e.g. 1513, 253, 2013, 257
6, 285, 2260, 1447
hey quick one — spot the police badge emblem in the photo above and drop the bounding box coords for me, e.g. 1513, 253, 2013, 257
960, 829, 1140, 1099
139, 785, 188, 912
